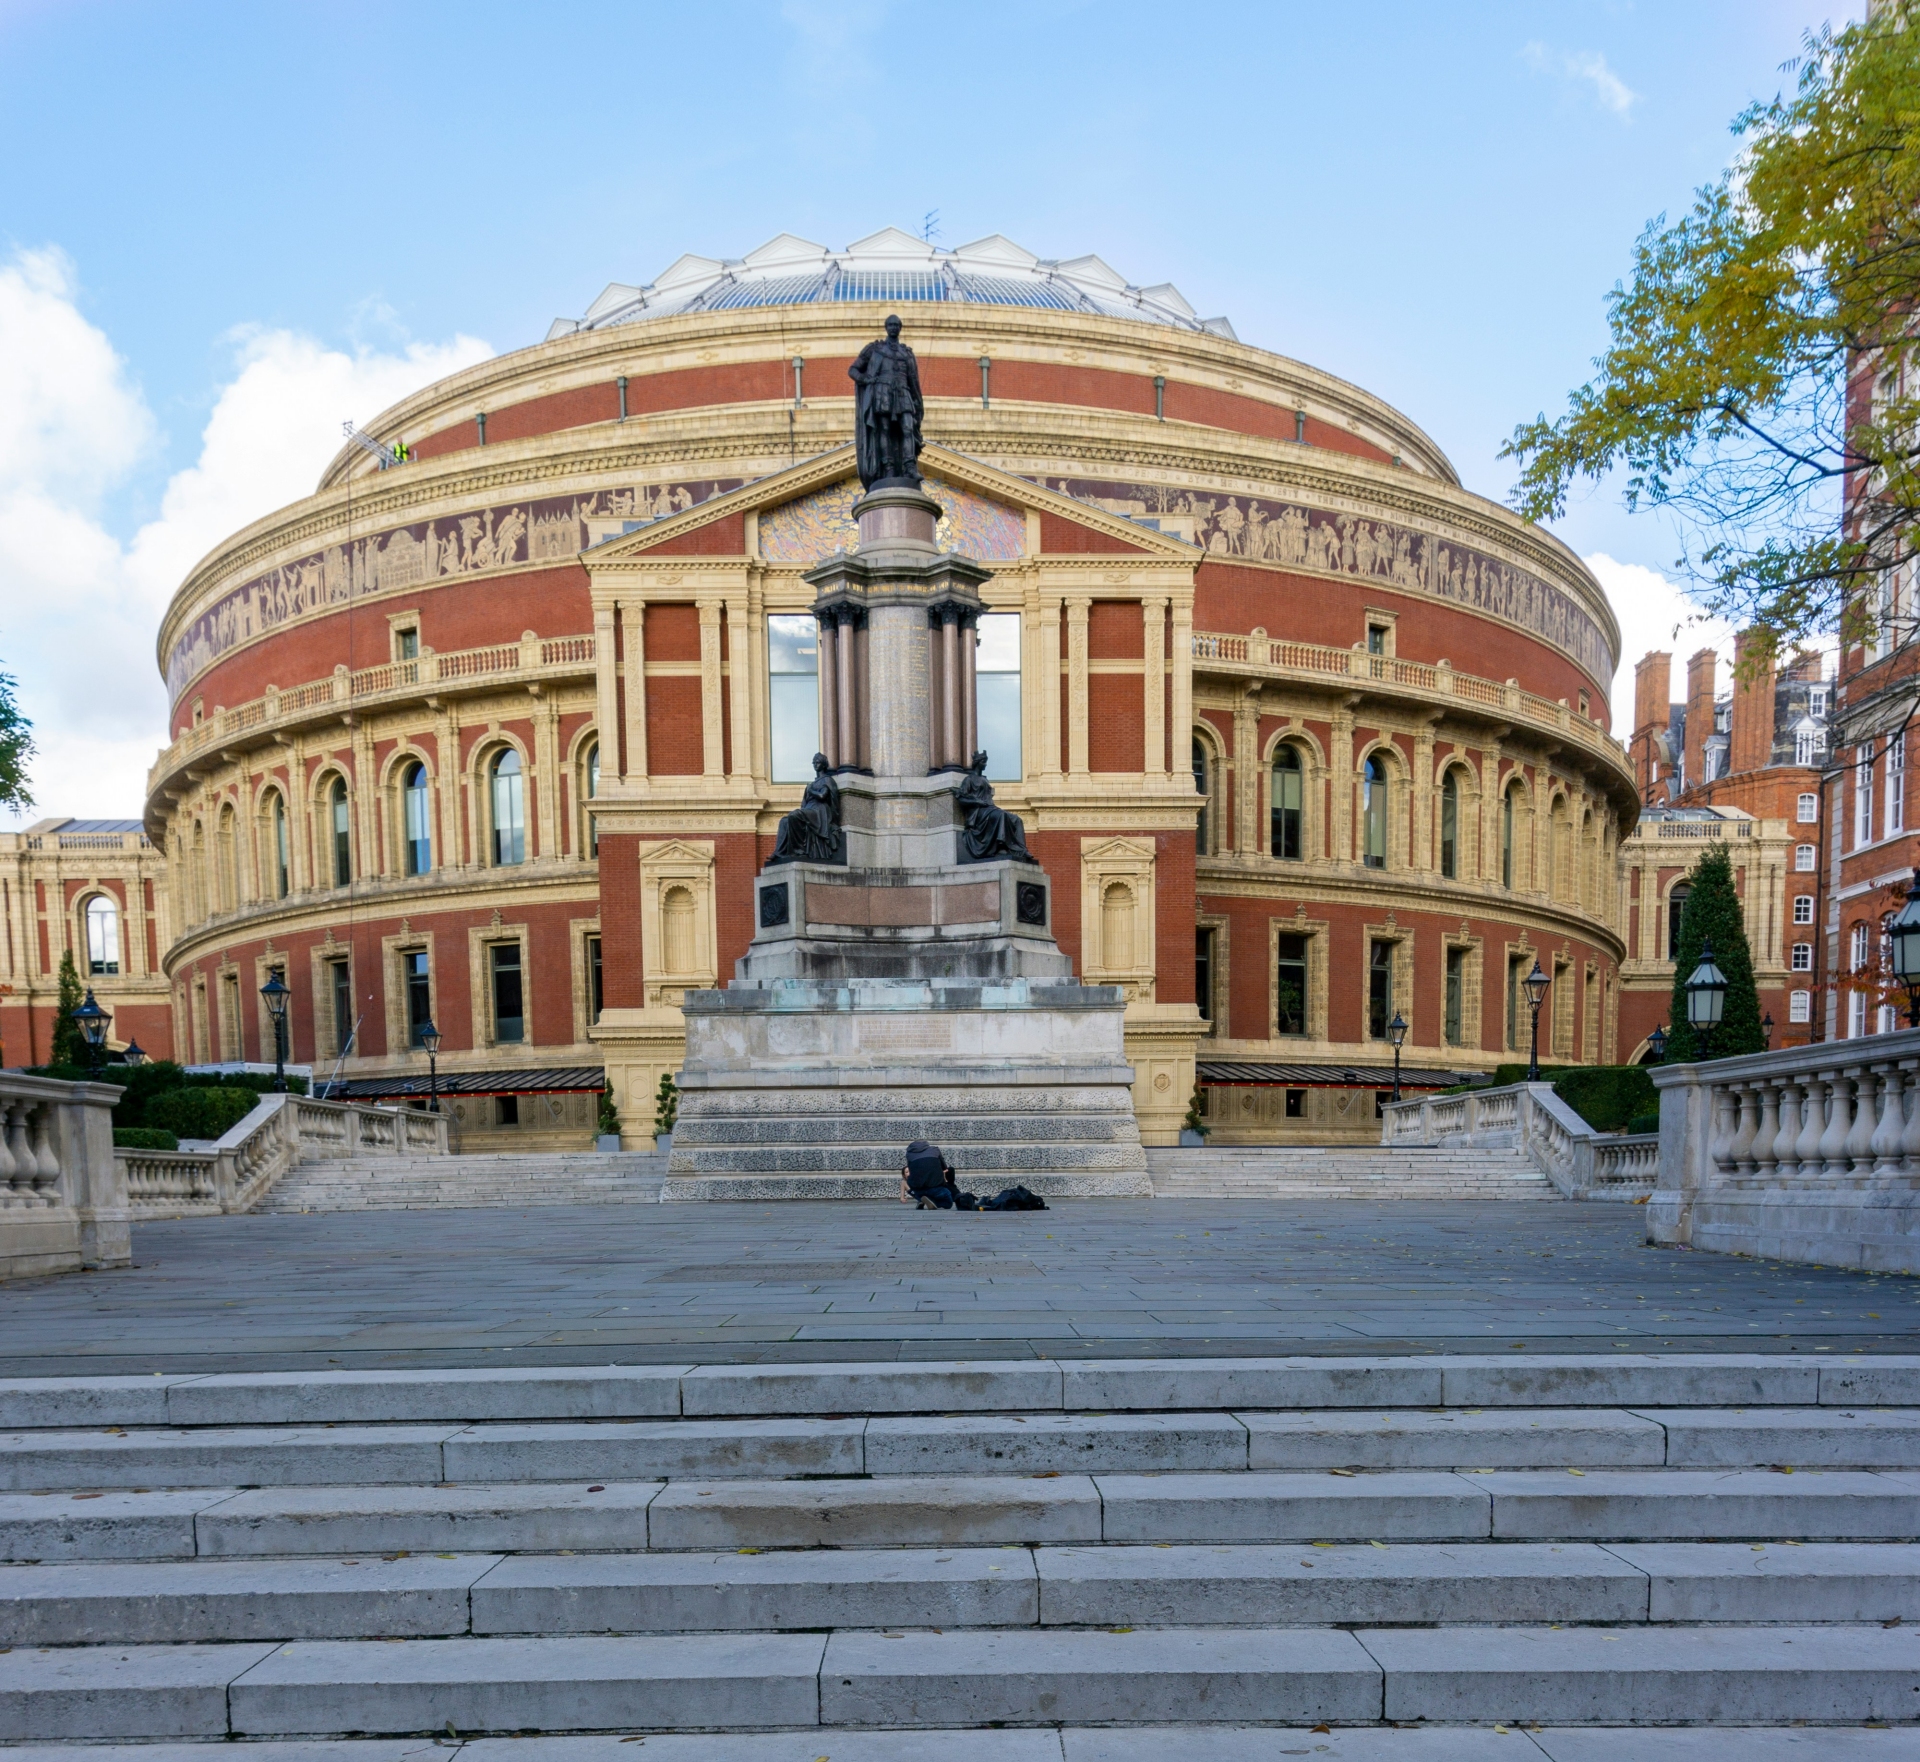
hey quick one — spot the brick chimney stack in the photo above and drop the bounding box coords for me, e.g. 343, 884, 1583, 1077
1684, 648, 1717, 792
1729, 629, 1776, 777
1632, 652, 1673, 798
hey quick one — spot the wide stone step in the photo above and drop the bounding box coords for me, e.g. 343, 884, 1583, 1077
10, 1625, 1920, 1738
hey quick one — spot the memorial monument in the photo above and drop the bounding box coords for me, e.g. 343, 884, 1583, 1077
662, 317, 1151, 1199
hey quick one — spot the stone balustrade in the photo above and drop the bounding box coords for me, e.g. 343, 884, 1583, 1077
0, 1072, 129, 1280
118, 1092, 450, 1221
1383, 1081, 1656, 1202
1649, 1027, 1920, 1271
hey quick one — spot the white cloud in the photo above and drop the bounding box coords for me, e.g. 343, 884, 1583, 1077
0, 247, 489, 825
1522, 42, 1637, 117
1589, 552, 1735, 726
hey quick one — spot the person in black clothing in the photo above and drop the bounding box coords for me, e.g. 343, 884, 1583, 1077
899, 1139, 1047, 1211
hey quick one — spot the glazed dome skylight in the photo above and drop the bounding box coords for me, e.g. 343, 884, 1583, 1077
547, 228, 1235, 342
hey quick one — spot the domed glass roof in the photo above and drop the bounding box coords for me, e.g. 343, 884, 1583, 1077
547, 228, 1235, 342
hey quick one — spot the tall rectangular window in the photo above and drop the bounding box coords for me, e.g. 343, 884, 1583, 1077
404, 949, 433, 1048
1856, 745, 1876, 848
1368, 939, 1393, 1040
1790, 989, 1811, 1023
1276, 933, 1307, 1036
403, 764, 432, 876
1797, 792, 1819, 823
1796, 844, 1817, 871
768, 614, 820, 784
330, 957, 353, 1056
491, 942, 524, 1044
1271, 748, 1303, 860
1195, 928, 1214, 1023
1502, 790, 1515, 888
1890, 734, 1906, 834
1793, 895, 1814, 924
1444, 947, 1466, 1047
975, 613, 1022, 781
1792, 943, 1813, 971
331, 782, 351, 887
588, 934, 604, 1025
1439, 773, 1459, 879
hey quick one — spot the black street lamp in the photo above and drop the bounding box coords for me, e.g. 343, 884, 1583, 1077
259, 971, 291, 1092
419, 1018, 442, 1114
1887, 868, 1920, 1027
1685, 940, 1729, 1060
1762, 1012, 1775, 1050
122, 1039, 147, 1067
1648, 1022, 1668, 1064
1387, 1011, 1408, 1102
1522, 960, 1551, 1081
70, 990, 110, 1074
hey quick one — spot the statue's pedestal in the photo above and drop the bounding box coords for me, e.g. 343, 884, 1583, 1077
661, 474, 1150, 1201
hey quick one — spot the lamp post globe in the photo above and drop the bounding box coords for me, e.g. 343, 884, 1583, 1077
1684, 939, 1729, 1060
1521, 960, 1551, 1082
418, 1019, 443, 1114
70, 990, 111, 1074
1647, 1022, 1668, 1064
1887, 869, 1920, 1028
1386, 1011, 1408, 1103
258, 971, 291, 1093
122, 1039, 146, 1067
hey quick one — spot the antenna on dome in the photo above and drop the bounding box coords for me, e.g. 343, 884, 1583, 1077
341, 421, 409, 470
920, 209, 941, 243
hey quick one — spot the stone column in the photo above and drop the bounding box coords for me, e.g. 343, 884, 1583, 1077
1143, 597, 1168, 779
960, 611, 977, 761
697, 599, 725, 778
1066, 598, 1090, 779
620, 604, 648, 781
535, 695, 562, 860
1039, 599, 1063, 779
725, 601, 751, 778
867, 598, 929, 778
1330, 706, 1355, 862
816, 610, 840, 768
1232, 687, 1260, 857
351, 722, 378, 878
593, 607, 620, 778
437, 706, 462, 869
1169, 598, 1194, 791
1412, 727, 1435, 871
1479, 748, 1501, 882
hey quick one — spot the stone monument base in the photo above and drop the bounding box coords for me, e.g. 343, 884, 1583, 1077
660, 978, 1151, 1201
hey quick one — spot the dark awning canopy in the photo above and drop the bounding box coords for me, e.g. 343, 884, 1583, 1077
322, 1065, 606, 1101
1198, 1060, 1480, 1091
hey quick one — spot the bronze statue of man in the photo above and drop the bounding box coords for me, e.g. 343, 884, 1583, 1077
849, 314, 924, 489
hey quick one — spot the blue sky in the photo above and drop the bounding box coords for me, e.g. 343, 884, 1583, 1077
0, 0, 1854, 817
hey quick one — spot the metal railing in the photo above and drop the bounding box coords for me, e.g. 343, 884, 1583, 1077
117, 1093, 451, 1220
1382, 1081, 1657, 1202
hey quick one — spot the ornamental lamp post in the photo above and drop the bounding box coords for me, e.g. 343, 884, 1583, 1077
258, 971, 290, 1093
70, 991, 110, 1075
1762, 1012, 1775, 1050
1522, 960, 1551, 1082
418, 1018, 442, 1114
1685, 940, 1729, 1060
1648, 1022, 1668, 1064
1386, 1012, 1408, 1103
1886, 868, 1920, 1027
121, 1038, 146, 1067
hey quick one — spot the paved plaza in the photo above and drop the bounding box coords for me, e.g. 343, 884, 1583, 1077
1, 1198, 1916, 1374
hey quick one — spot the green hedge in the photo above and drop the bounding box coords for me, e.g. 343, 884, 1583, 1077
113, 1126, 179, 1151
1551, 1066, 1660, 1134
27, 1061, 306, 1130
143, 1086, 262, 1142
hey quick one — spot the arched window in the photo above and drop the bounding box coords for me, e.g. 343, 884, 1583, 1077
403, 763, 432, 876
585, 742, 600, 859
1440, 769, 1460, 879
1192, 736, 1211, 857
1102, 881, 1135, 971
1502, 786, 1518, 888
491, 748, 526, 866
1668, 881, 1692, 959
269, 794, 289, 899
330, 777, 351, 888
1361, 754, 1387, 869
85, 895, 120, 976
662, 884, 696, 973
1271, 746, 1303, 861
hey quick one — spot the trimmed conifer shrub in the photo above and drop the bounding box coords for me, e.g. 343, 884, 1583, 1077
1663, 842, 1765, 1060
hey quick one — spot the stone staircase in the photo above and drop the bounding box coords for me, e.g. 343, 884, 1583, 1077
4, 1354, 1920, 1753
1148, 1143, 1559, 1199
254, 1151, 667, 1212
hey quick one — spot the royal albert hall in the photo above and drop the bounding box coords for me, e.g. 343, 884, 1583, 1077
141, 228, 1637, 1150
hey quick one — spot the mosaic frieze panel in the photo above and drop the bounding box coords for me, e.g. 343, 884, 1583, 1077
758, 474, 1026, 566
1037, 475, 1613, 686
165, 478, 744, 703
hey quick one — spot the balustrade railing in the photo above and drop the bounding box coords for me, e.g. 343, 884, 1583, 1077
1383, 1080, 1655, 1202
1648, 1026, 1920, 1272
116, 1092, 451, 1220
0, 1072, 128, 1279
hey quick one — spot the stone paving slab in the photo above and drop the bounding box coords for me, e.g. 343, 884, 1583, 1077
473, 1546, 1038, 1632
0, 1487, 214, 1561
0, 1377, 187, 1429
865, 1412, 1247, 1473
1242, 1408, 1666, 1469
227, 1634, 827, 1735
648, 1474, 1101, 1549
681, 1361, 1064, 1415
1034, 1541, 1646, 1626
1534, 1730, 1920, 1759
1062, 1358, 1444, 1410
443, 1417, 863, 1481
196, 1481, 660, 1557
1604, 1541, 1920, 1621
1094, 1471, 1490, 1542
1642, 1406, 1920, 1466
0, 1425, 456, 1490
1362, 1622, 1920, 1723
1063, 1733, 1534, 1761
1438, 1356, 1821, 1408
465, 1738, 1067, 1762
0, 1641, 278, 1740
818, 1626, 1381, 1727
0, 1553, 493, 1643
0, 1746, 449, 1762
166, 1367, 691, 1425
1477, 1468, 1920, 1539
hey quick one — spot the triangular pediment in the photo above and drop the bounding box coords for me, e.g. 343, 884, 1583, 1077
586, 444, 1196, 569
